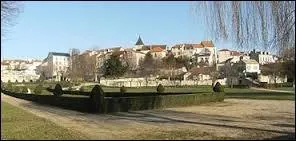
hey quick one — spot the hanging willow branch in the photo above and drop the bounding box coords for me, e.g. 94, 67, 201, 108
1, 1, 23, 38
193, 1, 295, 53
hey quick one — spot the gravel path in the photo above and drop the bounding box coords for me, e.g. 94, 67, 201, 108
1, 94, 295, 140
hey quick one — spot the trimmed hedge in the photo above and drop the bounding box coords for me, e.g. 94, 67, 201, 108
89, 85, 105, 113
120, 86, 127, 94
1, 89, 90, 112
2, 86, 225, 114
34, 84, 43, 94
53, 84, 63, 96
232, 85, 250, 89
157, 84, 165, 93
105, 92, 225, 113
22, 86, 28, 93
213, 82, 224, 92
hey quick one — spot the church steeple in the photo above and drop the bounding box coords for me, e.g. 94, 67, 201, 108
135, 36, 144, 45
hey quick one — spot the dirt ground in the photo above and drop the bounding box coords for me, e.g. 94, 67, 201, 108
1, 94, 295, 140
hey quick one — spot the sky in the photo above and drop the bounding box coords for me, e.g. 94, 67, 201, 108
1, 1, 237, 60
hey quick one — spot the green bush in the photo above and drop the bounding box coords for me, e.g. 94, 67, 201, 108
213, 82, 224, 92
90, 85, 105, 113
22, 79, 26, 83
120, 86, 127, 94
22, 86, 28, 93
53, 84, 63, 96
34, 84, 43, 94
157, 84, 165, 93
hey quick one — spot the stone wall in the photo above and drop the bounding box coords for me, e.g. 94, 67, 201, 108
100, 77, 214, 87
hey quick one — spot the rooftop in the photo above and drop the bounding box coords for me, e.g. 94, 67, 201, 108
151, 47, 165, 52
135, 36, 144, 45
49, 52, 70, 57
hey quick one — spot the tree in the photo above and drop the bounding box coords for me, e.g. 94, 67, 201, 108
261, 62, 288, 84
139, 52, 156, 76
162, 54, 177, 80
194, 1, 295, 52
101, 52, 127, 78
175, 56, 191, 70
1, 1, 23, 38
219, 61, 243, 88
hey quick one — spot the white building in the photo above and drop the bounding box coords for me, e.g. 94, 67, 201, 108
242, 59, 261, 74
218, 49, 250, 63
171, 40, 217, 66
1, 60, 42, 82
40, 52, 70, 81
249, 49, 276, 65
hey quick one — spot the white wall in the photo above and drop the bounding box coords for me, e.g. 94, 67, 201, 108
99, 77, 214, 87
245, 63, 260, 73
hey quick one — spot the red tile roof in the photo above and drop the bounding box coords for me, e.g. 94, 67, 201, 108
193, 43, 203, 48
219, 49, 230, 51
151, 47, 165, 52
151, 45, 166, 50
184, 44, 194, 50
230, 51, 241, 56
201, 41, 214, 47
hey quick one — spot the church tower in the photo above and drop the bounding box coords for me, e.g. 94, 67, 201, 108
134, 36, 144, 51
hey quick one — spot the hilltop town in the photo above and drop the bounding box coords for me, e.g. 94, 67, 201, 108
1, 36, 293, 87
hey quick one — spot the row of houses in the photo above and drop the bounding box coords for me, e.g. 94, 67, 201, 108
1, 36, 281, 83
1, 59, 42, 82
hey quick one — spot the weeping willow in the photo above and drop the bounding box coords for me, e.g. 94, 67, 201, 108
192, 1, 295, 54
1, 1, 23, 38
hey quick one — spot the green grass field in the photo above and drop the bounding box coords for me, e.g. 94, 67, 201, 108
1, 101, 88, 140
270, 87, 295, 92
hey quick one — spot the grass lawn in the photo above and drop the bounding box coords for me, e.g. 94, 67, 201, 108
1, 101, 88, 140
269, 87, 295, 92
224, 88, 295, 100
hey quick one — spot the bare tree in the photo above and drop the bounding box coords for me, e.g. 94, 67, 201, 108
1, 1, 23, 38
193, 1, 295, 53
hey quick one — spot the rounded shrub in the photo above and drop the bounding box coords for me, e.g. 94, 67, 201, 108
120, 86, 127, 94
53, 84, 63, 96
34, 84, 43, 94
90, 85, 105, 113
157, 84, 165, 93
213, 82, 224, 92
